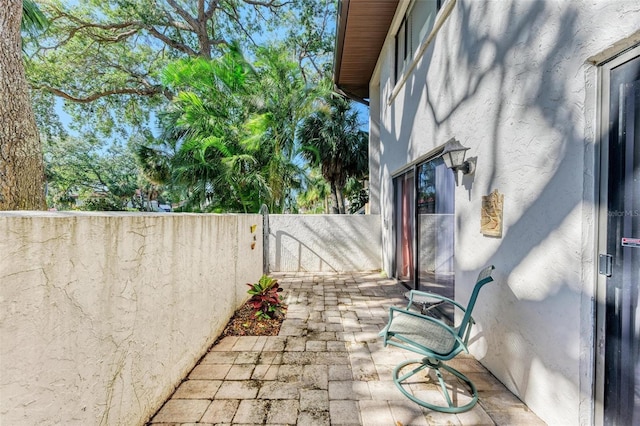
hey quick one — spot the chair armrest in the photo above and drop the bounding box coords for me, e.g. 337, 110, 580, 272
406, 290, 468, 313
402, 291, 476, 345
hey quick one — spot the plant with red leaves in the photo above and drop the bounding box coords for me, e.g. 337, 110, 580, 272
247, 275, 284, 320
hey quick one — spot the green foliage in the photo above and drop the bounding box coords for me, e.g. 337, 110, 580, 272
150, 49, 268, 212
135, 145, 170, 185
22, 0, 48, 38
25, 0, 332, 138
250, 45, 314, 213
298, 86, 369, 214
81, 196, 127, 212
24, 1, 347, 213
138, 44, 314, 213
296, 168, 330, 213
345, 177, 369, 214
44, 135, 142, 211
247, 275, 284, 320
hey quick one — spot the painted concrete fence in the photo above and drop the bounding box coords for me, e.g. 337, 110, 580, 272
0, 212, 262, 426
268, 214, 382, 272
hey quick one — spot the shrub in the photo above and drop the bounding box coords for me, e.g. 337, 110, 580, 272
247, 275, 284, 320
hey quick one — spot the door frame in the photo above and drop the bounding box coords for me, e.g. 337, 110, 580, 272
595, 44, 640, 426
391, 143, 456, 292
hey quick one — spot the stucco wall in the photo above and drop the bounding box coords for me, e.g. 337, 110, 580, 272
0, 212, 262, 426
268, 214, 382, 272
370, 0, 640, 424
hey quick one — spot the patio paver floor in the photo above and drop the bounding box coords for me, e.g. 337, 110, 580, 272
147, 272, 546, 425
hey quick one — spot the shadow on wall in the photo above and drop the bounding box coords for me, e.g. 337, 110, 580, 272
379, 0, 625, 422
449, 1, 589, 411
273, 230, 337, 272
269, 215, 382, 273
466, 270, 583, 404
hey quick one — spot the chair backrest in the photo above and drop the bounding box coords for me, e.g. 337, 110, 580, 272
456, 265, 495, 340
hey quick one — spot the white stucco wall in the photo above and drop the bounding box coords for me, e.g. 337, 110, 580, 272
268, 214, 381, 272
0, 212, 262, 426
370, 1, 640, 424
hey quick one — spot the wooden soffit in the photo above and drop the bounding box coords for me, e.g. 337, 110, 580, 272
334, 0, 399, 101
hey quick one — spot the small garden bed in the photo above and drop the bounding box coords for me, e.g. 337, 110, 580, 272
218, 301, 286, 338
216, 275, 286, 342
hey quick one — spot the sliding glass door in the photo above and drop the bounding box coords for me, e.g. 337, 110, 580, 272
394, 157, 455, 298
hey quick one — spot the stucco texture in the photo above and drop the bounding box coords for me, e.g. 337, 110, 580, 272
0, 212, 262, 425
369, 0, 640, 424
268, 214, 381, 272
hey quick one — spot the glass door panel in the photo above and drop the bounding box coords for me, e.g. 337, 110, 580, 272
417, 158, 455, 295
395, 171, 415, 285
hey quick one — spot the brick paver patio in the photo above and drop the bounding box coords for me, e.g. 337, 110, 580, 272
147, 272, 545, 425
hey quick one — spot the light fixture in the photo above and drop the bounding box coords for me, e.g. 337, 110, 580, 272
440, 138, 474, 174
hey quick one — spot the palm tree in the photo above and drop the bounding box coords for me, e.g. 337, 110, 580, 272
298, 91, 368, 214
146, 49, 257, 212
22, 0, 48, 38
297, 168, 331, 213
147, 44, 311, 213
248, 45, 312, 213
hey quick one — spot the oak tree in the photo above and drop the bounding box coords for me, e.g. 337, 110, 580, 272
0, 1, 47, 210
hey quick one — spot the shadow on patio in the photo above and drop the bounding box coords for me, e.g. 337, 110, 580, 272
147, 272, 545, 425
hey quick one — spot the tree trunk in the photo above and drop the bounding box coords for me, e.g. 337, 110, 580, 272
336, 185, 345, 214
329, 181, 340, 214
0, 2, 46, 210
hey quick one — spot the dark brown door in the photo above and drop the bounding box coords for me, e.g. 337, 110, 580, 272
601, 51, 640, 426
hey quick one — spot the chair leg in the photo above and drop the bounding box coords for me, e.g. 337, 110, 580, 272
392, 357, 478, 413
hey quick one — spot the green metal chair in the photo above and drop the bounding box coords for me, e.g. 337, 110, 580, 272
380, 265, 495, 413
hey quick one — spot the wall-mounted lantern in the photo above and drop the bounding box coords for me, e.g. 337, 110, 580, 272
440, 138, 474, 174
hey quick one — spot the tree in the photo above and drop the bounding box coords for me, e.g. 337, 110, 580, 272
296, 167, 330, 213
247, 45, 312, 212
44, 136, 141, 210
134, 143, 172, 210
139, 44, 312, 213
298, 90, 368, 214
26, 0, 325, 137
0, 1, 47, 210
283, 0, 336, 84
15, 1, 339, 213
344, 176, 368, 214
139, 47, 268, 212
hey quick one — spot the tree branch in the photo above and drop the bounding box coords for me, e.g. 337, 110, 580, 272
205, 0, 221, 19
40, 8, 144, 49
52, 8, 142, 32
90, 28, 139, 43
242, 0, 292, 7
219, 7, 257, 47
165, 0, 199, 29
198, 0, 206, 21
162, 16, 193, 31
145, 26, 199, 56
34, 85, 164, 103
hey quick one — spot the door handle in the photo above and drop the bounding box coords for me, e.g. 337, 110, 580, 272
599, 254, 612, 277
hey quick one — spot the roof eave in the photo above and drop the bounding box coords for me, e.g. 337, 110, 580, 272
332, 0, 398, 101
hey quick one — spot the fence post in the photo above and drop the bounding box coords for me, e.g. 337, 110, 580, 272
259, 204, 269, 274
